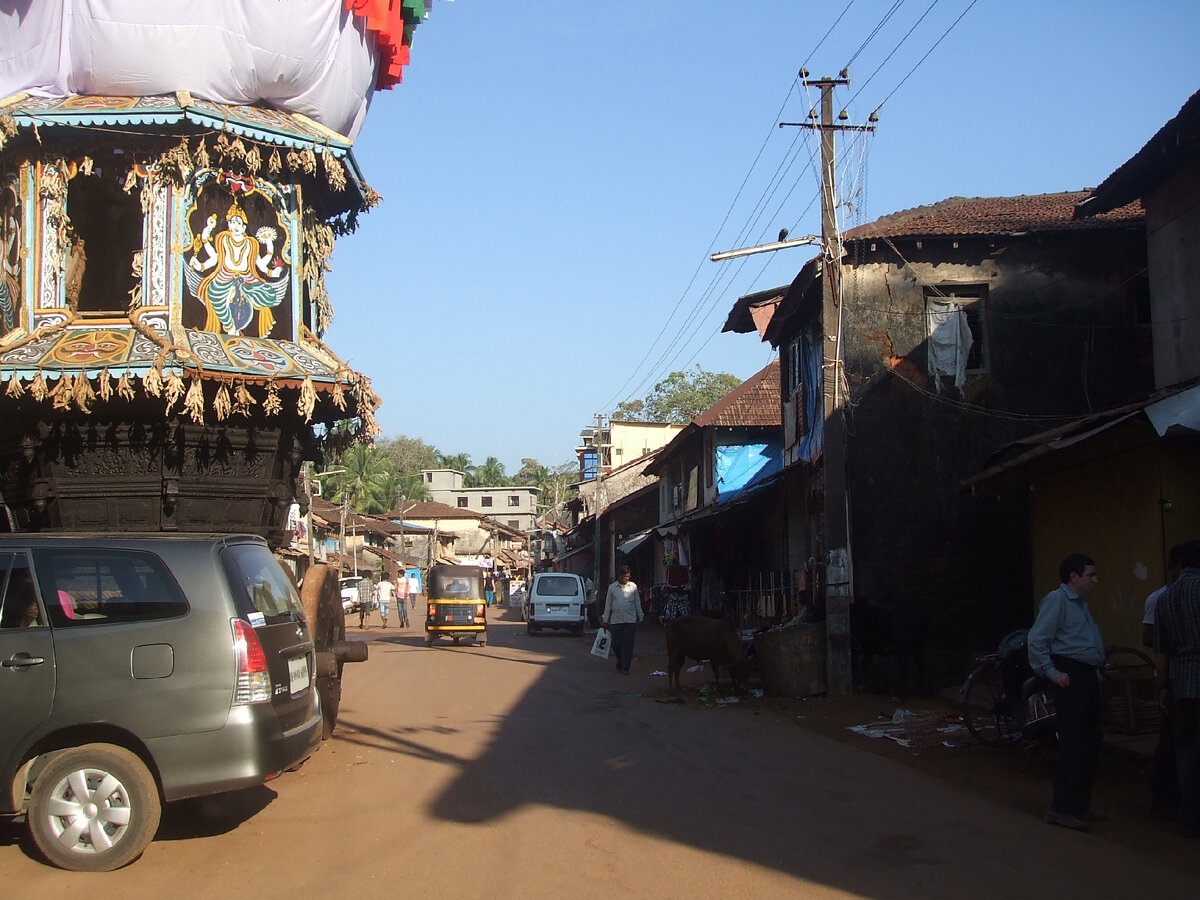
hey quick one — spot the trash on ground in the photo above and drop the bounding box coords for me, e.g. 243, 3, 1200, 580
850, 711, 972, 749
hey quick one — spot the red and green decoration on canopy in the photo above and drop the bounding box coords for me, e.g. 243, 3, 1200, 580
347, 0, 433, 91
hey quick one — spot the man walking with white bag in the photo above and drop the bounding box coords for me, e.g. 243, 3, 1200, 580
603, 565, 643, 675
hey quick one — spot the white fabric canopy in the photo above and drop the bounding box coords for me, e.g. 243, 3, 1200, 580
0, 1, 379, 140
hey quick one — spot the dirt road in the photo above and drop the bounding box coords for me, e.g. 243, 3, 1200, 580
2, 608, 1196, 897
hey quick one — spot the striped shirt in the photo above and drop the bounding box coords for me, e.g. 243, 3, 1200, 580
1155, 568, 1200, 699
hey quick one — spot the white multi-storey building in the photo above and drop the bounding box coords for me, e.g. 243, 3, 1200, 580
421, 469, 539, 533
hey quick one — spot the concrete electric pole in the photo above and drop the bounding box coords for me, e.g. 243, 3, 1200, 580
781, 70, 875, 696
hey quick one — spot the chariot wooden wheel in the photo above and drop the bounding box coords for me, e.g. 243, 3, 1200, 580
300, 563, 367, 738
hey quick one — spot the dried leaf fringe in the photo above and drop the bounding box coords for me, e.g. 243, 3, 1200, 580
184, 376, 205, 424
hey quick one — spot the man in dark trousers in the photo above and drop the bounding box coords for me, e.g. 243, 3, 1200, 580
1028, 553, 1107, 831
1154, 539, 1200, 839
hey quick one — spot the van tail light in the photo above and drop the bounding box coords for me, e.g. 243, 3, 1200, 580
232, 618, 271, 705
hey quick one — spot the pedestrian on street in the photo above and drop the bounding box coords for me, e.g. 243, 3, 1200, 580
358, 578, 373, 629
376, 576, 394, 629
1144, 543, 1186, 818
1154, 539, 1200, 839
603, 565, 643, 675
396, 574, 410, 628
1028, 552, 1107, 832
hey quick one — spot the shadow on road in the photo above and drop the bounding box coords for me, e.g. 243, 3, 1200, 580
154, 786, 277, 841
333, 615, 1200, 896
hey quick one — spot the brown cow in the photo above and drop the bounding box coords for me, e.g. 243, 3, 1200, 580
665, 614, 750, 693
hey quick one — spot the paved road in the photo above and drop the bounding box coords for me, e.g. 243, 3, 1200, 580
2, 608, 1197, 897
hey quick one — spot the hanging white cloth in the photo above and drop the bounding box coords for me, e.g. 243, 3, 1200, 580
926, 299, 973, 393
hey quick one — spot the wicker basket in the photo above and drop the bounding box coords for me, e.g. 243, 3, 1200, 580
1103, 662, 1159, 735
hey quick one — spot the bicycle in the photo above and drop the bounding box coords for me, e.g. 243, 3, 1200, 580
960, 630, 1154, 748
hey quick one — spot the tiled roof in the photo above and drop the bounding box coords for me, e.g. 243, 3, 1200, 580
694, 359, 781, 428
1077, 88, 1200, 217
844, 192, 1143, 241
399, 500, 485, 520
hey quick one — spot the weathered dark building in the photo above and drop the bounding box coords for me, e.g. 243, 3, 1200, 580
728, 192, 1148, 684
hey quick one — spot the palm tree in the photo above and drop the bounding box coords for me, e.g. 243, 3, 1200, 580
328, 444, 395, 514
515, 458, 549, 487
396, 472, 430, 505
473, 456, 507, 487
436, 451, 472, 473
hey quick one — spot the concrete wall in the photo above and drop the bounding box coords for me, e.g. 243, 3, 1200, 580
609, 421, 684, 468
1147, 163, 1200, 388
1029, 424, 1200, 648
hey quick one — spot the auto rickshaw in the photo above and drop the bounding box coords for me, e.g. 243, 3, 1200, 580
425, 564, 488, 646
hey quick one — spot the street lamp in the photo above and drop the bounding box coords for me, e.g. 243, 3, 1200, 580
304, 465, 346, 567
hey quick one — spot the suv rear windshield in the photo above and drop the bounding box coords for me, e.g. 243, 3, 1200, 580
221, 543, 304, 622
536, 576, 581, 597
33, 548, 189, 627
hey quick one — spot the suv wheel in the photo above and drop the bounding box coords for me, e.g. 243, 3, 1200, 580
29, 743, 161, 872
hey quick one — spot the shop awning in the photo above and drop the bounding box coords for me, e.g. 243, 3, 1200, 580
617, 528, 655, 555
963, 379, 1200, 486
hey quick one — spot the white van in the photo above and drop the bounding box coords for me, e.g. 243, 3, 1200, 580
524, 572, 587, 636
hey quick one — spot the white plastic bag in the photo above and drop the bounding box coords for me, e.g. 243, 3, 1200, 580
590, 628, 611, 660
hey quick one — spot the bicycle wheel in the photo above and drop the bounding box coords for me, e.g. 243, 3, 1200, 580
1104, 645, 1154, 670
961, 664, 1024, 747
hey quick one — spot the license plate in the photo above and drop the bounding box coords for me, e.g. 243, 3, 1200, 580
288, 655, 309, 695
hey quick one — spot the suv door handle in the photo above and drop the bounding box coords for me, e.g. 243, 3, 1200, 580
2, 654, 46, 668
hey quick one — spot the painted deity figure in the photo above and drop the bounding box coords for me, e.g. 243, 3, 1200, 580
185, 199, 287, 337
0, 181, 20, 337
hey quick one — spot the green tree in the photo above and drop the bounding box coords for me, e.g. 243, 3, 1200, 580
375, 435, 439, 479
514, 458, 577, 515
614, 365, 742, 423
472, 456, 508, 487
545, 461, 578, 509
514, 458, 550, 486
326, 444, 396, 514
436, 451, 472, 473
395, 472, 430, 504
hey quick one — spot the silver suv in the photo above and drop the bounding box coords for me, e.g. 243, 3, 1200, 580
0, 534, 322, 871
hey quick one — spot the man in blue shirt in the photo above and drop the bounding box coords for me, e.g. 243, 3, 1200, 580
1028, 553, 1106, 831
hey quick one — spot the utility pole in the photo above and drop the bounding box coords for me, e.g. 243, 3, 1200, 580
782, 70, 875, 696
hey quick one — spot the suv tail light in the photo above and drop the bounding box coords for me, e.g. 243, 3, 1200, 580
232, 618, 271, 704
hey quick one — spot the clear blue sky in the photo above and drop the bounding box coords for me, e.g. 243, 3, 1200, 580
325, 0, 1200, 476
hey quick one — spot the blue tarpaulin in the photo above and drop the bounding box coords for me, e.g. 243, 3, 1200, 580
715, 441, 782, 504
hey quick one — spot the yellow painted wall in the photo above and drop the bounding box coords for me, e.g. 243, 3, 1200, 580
1029, 422, 1200, 649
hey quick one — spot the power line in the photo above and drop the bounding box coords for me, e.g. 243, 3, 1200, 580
600, 1, 860, 413
845, 0, 942, 110
843, 0, 906, 70
870, 0, 980, 115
